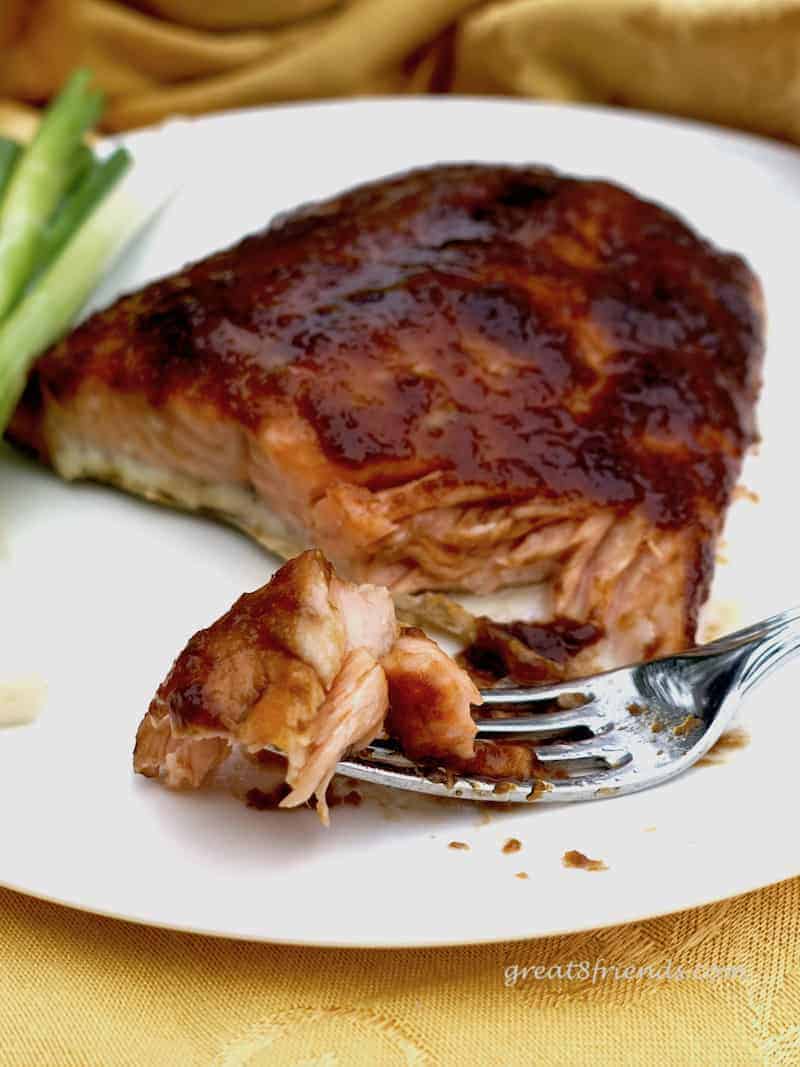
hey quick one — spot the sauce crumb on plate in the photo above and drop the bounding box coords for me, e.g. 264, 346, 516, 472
696, 727, 750, 766
562, 849, 608, 871
674, 715, 702, 737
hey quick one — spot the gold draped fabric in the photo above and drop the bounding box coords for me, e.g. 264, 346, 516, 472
1, 0, 800, 142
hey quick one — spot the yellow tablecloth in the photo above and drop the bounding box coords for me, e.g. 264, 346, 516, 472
2, 2, 800, 1063
2, 878, 799, 1065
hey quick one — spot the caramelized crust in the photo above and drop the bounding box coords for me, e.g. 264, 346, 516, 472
17, 163, 762, 522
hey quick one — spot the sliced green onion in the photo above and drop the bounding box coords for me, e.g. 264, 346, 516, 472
30, 147, 132, 284
62, 143, 95, 196
0, 138, 21, 205
0, 69, 103, 321
0, 174, 158, 431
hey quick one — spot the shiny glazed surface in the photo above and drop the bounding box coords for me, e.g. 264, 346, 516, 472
20, 164, 763, 527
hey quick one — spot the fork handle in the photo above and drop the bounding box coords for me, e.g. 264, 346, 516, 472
738, 610, 800, 694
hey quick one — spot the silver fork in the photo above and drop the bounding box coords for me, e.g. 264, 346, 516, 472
336, 607, 800, 804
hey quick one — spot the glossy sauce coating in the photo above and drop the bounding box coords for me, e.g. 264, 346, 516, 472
29, 164, 763, 528
461, 616, 603, 685
150, 550, 338, 734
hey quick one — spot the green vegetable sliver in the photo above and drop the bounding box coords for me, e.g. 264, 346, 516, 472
0, 177, 147, 432
30, 147, 132, 286
0, 69, 103, 322
61, 143, 95, 198
0, 139, 21, 205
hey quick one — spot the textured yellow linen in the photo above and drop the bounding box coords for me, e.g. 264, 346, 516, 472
2, 2, 799, 1064
2, 0, 800, 139
1, 878, 799, 1065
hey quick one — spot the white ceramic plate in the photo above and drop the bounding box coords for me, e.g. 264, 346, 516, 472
1, 99, 798, 947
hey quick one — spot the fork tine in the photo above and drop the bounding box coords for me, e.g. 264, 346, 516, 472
335, 757, 539, 802
354, 742, 420, 770
475, 705, 609, 737
358, 734, 631, 771
532, 735, 632, 770
478, 679, 595, 708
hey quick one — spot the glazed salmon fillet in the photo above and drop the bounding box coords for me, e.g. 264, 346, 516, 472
134, 550, 481, 822
8, 164, 764, 673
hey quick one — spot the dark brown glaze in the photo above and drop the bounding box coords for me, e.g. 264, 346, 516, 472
16, 164, 763, 529
460, 616, 602, 685
150, 550, 335, 733
509, 618, 602, 663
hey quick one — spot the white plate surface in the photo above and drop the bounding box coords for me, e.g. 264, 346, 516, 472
1, 99, 799, 947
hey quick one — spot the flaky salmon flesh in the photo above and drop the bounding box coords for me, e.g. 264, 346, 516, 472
134, 551, 481, 822
8, 164, 764, 677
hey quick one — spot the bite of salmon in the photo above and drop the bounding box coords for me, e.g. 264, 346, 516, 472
133, 550, 481, 822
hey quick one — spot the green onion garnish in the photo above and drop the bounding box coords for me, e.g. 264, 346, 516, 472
0, 177, 151, 429
29, 147, 132, 286
0, 68, 180, 436
0, 139, 21, 204
0, 69, 103, 321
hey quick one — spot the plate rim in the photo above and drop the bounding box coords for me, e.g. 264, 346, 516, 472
1, 867, 796, 950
